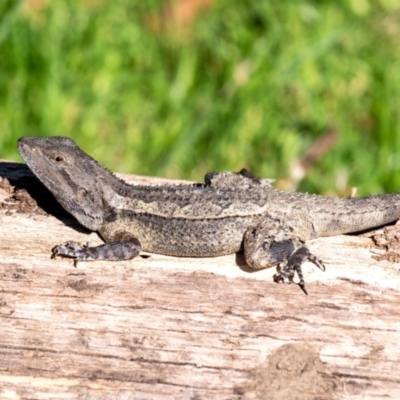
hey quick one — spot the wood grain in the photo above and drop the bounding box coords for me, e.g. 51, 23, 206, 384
1, 160, 400, 399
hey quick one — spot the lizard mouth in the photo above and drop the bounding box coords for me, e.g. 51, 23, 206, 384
18, 138, 41, 174
17, 137, 33, 158
18, 137, 46, 170
18, 139, 48, 179
18, 137, 63, 195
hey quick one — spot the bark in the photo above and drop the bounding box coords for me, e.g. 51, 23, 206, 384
1, 160, 400, 400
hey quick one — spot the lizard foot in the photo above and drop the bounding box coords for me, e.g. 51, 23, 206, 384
244, 217, 326, 294
52, 238, 142, 263
52, 241, 95, 264
273, 246, 325, 295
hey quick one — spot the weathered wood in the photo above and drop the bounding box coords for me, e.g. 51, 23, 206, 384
1, 160, 400, 399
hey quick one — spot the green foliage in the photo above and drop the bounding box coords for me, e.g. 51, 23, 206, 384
1, 0, 400, 195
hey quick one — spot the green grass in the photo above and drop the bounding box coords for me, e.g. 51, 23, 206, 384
1, 0, 400, 195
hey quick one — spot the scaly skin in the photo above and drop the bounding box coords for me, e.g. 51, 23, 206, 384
18, 136, 400, 294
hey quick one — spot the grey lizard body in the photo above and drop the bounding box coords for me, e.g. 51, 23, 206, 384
18, 136, 400, 294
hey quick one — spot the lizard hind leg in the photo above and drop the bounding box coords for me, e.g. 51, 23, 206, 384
244, 218, 325, 294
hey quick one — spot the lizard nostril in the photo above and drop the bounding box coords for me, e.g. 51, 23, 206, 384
77, 188, 88, 198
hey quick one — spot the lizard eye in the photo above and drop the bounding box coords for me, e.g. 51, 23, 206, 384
54, 155, 65, 163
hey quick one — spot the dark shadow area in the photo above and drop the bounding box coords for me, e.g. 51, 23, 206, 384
0, 161, 90, 234
235, 251, 256, 272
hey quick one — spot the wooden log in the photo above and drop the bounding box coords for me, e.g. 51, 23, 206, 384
1, 160, 400, 399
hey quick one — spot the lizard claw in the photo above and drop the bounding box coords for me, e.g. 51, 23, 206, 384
273, 246, 325, 295
308, 253, 326, 271
298, 282, 308, 296
273, 267, 309, 295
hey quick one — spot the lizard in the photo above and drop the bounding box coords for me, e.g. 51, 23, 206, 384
17, 136, 400, 294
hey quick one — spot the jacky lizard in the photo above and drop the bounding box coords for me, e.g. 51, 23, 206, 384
18, 136, 400, 294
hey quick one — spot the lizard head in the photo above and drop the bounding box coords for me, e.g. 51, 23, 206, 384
18, 136, 112, 231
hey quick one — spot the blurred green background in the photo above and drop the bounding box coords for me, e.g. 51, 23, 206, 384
1, 0, 400, 195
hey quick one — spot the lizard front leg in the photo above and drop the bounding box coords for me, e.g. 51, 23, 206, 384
243, 217, 325, 294
52, 237, 141, 263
